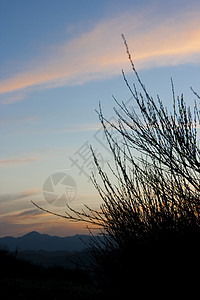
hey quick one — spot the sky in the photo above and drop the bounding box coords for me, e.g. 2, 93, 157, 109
1, 0, 200, 237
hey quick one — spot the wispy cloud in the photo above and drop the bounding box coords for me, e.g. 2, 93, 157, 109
0, 217, 88, 237
0, 157, 37, 166
0, 114, 38, 126
0, 207, 88, 237
54, 122, 101, 134
16, 208, 45, 217
1, 5, 200, 104
0, 188, 41, 203
0, 90, 27, 104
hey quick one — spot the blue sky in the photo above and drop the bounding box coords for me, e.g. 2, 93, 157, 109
1, 0, 200, 237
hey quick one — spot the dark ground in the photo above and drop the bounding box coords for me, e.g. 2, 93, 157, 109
0, 248, 104, 300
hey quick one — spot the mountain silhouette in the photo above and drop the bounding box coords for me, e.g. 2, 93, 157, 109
0, 231, 90, 252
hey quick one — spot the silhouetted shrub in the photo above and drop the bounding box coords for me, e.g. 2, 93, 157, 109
33, 36, 200, 297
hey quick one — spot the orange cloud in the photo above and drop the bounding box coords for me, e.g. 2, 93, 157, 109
1, 7, 200, 103
0, 157, 37, 166
0, 208, 89, 237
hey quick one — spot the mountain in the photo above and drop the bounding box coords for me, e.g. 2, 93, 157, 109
0, 231, 91, 252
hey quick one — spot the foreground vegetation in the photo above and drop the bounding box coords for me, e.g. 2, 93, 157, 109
0, 248, 103, 299
33, 36, 200, 297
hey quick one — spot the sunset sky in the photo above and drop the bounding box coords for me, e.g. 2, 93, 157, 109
1, 0, 200, 237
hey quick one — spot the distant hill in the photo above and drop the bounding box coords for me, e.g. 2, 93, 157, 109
0, 231, 91, 252
16, 249, 91, 269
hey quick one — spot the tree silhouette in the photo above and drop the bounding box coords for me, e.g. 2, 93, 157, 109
33, 35, 200, 297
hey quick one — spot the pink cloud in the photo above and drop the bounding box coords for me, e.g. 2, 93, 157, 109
1, 7, 200, 103
0, 157, 37, 166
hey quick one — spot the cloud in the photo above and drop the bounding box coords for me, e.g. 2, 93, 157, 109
0, 188, 41, 203
0, 205, 88, 237
1, 5, 200, 103
0, 157, 37, 166
54, 122, 101, 134
13, 208, 45, 218
0, 90, 27, 104
0, 217, 88, 237
0, 114, 38, 126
